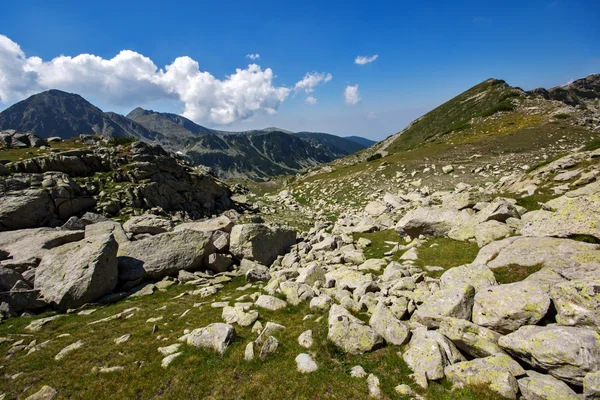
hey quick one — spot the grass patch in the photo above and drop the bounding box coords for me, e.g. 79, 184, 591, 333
492, 264, 544, 284
514, 191, 555, 211
569, 234, 600, 244
414, 238, 479, 273
582, 137, 600, 152
0, 139, 89, 162
353, 230, 402, 259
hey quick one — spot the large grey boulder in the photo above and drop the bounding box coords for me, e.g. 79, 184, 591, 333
279, 281, 315, 306
438, 317, 506, 358
518, 370, 579, 400
0, 266, 24, 291
230, 224, 296, 265
585, 371, 600, 399
369, 303, 410, 345
445, 356, 519, 399
521, 181, 600, 240
117, 230, 215, 281
551, 280, 600, 329
35, 234, 118, 310
395, 207, 471, 237
327, 304, 383, 354
0, 228, 84, 264
472, 281, 551, 334
85, 221, 129, 245
499, 325, 600, 385
180, 323, 236, 354
325, 267, 373, 291
174, 215, 234, 234
439, 264, 497, 292
411, 285, 475, 328
0, 190, 55, 231
123, 214, 174, 234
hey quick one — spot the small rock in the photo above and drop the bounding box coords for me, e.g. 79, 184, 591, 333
295, 353, 318, 373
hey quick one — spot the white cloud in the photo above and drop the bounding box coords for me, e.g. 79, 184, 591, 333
0, 35, 291, 125
344, 84, 360, 105
305, 96, 317, 105
367, 112, 376, 119
246, 53, 260, 60
354, 54, 378, 65
294, 72, 332, 93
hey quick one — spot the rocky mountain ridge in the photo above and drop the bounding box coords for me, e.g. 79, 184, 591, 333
0, 91, 373, 179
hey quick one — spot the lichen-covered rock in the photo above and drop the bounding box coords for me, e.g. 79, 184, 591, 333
325, 268, 373, 291
117, 230, 215, 281
221, 306, 259, 327
439, 264, 497, 293
255, 295, 287, 311
395, 207, 471, 237
245, 263, 271, 282
295, 353, 318, 373
35, 233, 118, 310
444, 356, 519, 399
551, 280, 600, 329
174, 215, 234, 234
123, 214, 174, 234
279, 281, 315, 306
438, 317, 506, 358
584, 370, 600, 399
327, 304, 383, 354
499, 325, 600, 385
474, 220, 513, 247
24, 385, 58, 400
472, 281, 551, 334
368, 303, 410, 345
412, 285, 475, 328
259, 336, 279, 359
180, 323, 236, 354
230, 224, 296, 265
518, 370, 579, 400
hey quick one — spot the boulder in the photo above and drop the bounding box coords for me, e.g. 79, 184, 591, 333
327, 304, 383, 354
439, 264, 497, 292
0, 266, 24, 291
412, 285, 475, 328
174, 215, 234, 234
85, 221, 129, 245
474, 220, 513, 247
325, 268, 373, 291
364, 201, 387, 217
551, 280, 600, 329
445, 357, 519, 399
117, 230, 215, 281
24, 385, 58, 400
585, 371, 600, 399
205, 253, 233, 273
279, 281, 315, 306
368, 303, 410, 345
438, 317, 506, 358
180, 323, 236, 354
230, 224, 296, 265
245, 264, 271, 282
518, 370, 579, 400
255, 295, 287, 311
395, 207, 471, 237
222, 306, 259, 327
0, 190, 55, 231
472, 281, 551, 334
35, 234, 118, 310
295, 353, 318, 373
123, 214, 174, 234
499, 325, 600, 385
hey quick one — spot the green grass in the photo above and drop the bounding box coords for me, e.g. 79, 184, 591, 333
582, 137, 600, 152
512, 191, 556, 211
353, 230, 402, 260
414, 238, 480, 275
0, 139, 89, 162
0, 275, 502, 399
492, 264, 544, 284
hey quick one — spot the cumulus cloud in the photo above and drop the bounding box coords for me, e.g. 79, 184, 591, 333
0, 35, 291, 124
246, 53, 260, 60
354, 54, 378, 65
305, 96, 317, 105
344, 84, 360, 105
293, 72, 332, 104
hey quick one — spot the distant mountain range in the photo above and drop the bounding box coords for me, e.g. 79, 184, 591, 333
0, 90, 376, 179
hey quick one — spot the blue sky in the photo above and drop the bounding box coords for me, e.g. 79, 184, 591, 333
0, 0, 598, 140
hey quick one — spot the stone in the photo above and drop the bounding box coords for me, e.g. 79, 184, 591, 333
114, 334, 131, 344
230, 224, 296, 265
174, 215, 234, 234
259, 336, 279, 359
475, 220, 513, 247
0, 266, 23, 291
445, 357, 519, 399
118, 230, 215, 281
256, 322, 286, 345
395, 207, 470, 237
438, 317, 505, 358
25, 315, 64, 332
411, 285, 475, 328
279, 281, 315, 306
0, 227, 84, 264
298, 330, 313, 348
439, 264, 497, 293
206, 253, 233, 273
400, 247, 418, 261
357, 258, 387, 272
295, 353, 318, 373
35, 234, 118, 310
245, 264, 271, 283
584, 371, 600, 399
180, 323, 236, 354
222, 306, 259, 327
499, 325, 600, 385
161, 352, 182, 368
255, 295, 287, 311
442, 165, 454, 174
84, 221, 129, 245
296, 263, 326, 286
472, 281, 551, 334
402, 328, 446, 388
367, 374, 381, 398
244, 341, 255, 361
351, 365, 367, 378
310, 296, 333, 312
365, 201, 387, 217
551, 280, 600, 329
55, 340, 84, 360
325, 268, 373, 291
368, 303, 410, 345
158, 343, 181, 355
24, 386, 58, 400
518, 370, 579, 400
123, 214, 174, 234
327, 304, 383, 354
